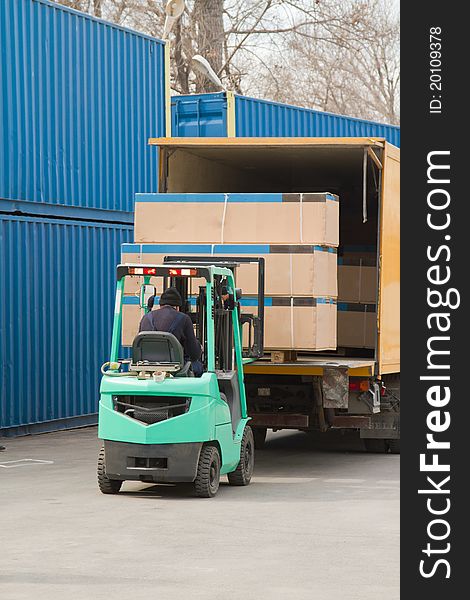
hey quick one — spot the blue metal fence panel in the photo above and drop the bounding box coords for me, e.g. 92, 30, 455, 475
171, 93, 400, 147
171, 93, 227, 137
0, 215, 132, 434
0, 0, 165, 213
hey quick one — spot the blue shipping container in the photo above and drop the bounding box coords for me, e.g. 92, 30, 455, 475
0, 215, 132, 435
171, 92, 400, 147
0, 0, 167, 216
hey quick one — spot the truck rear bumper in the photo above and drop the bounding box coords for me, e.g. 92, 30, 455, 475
103, 440, 203, 483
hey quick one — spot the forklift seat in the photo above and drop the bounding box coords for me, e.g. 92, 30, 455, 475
131, 332, 191, 377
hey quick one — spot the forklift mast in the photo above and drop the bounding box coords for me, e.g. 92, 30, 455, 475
163, 256, 265, 361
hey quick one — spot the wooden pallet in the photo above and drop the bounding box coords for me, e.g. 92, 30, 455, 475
270, 350, 298, 363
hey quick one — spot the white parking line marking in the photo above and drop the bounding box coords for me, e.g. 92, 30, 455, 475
0, 459, 54, 469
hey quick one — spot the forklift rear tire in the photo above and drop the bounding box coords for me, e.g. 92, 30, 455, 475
228, 426, 254, 486
364, 438, 388, 453
194, 445, 221, 498
97, 446, 122, 494
252, 427, 267, 449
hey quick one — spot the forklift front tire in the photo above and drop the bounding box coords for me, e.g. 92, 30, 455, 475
228, 426, 254, 486
97, 446, 122, 494
194, 445, 221, 498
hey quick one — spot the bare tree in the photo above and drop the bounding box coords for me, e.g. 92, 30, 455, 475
55, 0, 101, 14
50, 0, 399, 124
283, 1, 400, 123
193, 0, 224, 91
93, 0, 103, 18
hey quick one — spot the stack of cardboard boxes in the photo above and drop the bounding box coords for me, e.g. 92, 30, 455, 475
122, 192, 340, 351
337, 250, 377, 348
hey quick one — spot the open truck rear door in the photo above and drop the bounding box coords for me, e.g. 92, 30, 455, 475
378, 142, 400, 375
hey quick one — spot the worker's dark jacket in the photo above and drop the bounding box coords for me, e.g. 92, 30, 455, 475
139, 305, 202, 362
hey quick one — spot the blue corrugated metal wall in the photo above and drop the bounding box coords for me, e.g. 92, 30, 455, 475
236, 96, 401, 146
0, 0, 165, 213
171, 93, 400, 147
0, 216, 133, 435
1, 0, 166, 436
171, 93, 228, 138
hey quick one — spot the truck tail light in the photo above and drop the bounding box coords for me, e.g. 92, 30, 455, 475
349, 379, 370, 392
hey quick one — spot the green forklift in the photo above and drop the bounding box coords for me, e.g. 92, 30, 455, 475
97, 258, 264, 497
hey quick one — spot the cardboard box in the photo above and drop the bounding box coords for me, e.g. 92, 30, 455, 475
236, 246, 337, 297
121, 244, 337, 298
122, 301, 142, 346
120, 237, 339, 352
337, 303, 376, 348
121, 253, 148, 295
338, 255, 377, 303
121, 295, 337, 352
240, 297, 337, 351
134, 192, 339, 246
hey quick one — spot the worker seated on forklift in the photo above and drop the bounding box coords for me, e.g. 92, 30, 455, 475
138, 287, 203, 376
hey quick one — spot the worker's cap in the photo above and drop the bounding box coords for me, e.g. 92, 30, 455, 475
159, 287, 183, 307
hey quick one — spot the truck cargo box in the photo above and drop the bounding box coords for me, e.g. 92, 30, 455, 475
147, 137, 400, 375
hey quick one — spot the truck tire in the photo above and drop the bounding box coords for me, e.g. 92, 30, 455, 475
194, 445, 221, 498
252, 427, 267, 449
228, 426, 254, 486
97, 446, 122, 494
387, 439, 400, 454
364, 438, 388, 453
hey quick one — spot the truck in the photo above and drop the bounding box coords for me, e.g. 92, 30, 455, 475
143, 136, 400, 452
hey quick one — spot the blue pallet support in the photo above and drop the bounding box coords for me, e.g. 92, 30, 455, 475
171, 92, 400, 147
0, 0, 166, 214
0, 215, 133, 435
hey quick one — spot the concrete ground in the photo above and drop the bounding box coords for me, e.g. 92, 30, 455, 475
0, 428, 399, 600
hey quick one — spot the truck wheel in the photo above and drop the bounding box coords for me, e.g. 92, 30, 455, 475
364, 438, 388, 453
253, 427, 267, 449
194, 445, 221, 498
97, 446, 122, 494
387, 439, 400, 454
228, 426, 254, 486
